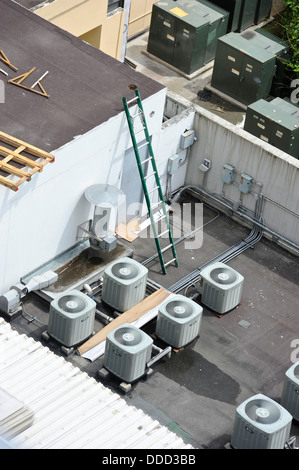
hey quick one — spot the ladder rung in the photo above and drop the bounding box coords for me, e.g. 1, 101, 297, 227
148, 186, 160, 194
151, 201, 162, 210
158, 229, 170, 238
131, 111, 143, 118
138, 142, 148, 150
156, 214, 166, 223
127, 96, 138, 104
135, 127, 146, 134
140, 157, 152, 165
161, 242, 172, 253
144, 171, 156, 180
163, 258, 177, 268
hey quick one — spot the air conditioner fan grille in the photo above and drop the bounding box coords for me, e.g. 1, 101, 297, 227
111, 262, 139, 280
245, 399, 281, 424
209, 267, 237, 285
57, 295, 87, 314
114, 326, 143, 346
165, 300, 194, 318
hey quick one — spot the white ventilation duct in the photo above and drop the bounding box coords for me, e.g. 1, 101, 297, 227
85, 184, 125, 238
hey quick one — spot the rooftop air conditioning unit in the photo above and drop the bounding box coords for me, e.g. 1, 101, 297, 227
104, 323, 153, 383
156, 295, 203, 349
231, 394, 293, 449
197, 262, 244, 314
101, 257, 148, 312
281, 361, 299, 421
47, 290, 96, 348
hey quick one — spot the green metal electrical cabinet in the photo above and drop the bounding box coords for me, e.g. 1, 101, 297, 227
211, 30, 287, 105
244, 98, 299, 158
202, 0, 242, 32
255, 0, 273, 25
238, 0, 259, 31
147, 0, 229, 75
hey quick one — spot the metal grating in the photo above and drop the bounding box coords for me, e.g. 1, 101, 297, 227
0, 131, 55, 191
0, 318, 193, 449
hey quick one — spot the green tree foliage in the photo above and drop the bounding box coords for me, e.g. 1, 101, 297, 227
281, 0, 299, 78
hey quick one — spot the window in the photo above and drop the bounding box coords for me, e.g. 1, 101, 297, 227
107, 0, 124, 13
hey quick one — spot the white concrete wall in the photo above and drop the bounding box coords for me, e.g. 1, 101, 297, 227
0, 88, 196, 294
180, 96, 299, 252
0, 89, 165, 293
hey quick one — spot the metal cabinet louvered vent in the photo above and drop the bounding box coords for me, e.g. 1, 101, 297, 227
231, 394, 293, 449
104, 323, 153, 383
48, 290, 96, 347
156, 295, 203, 348
101, 257, 148, 312
281, 361, 299, 421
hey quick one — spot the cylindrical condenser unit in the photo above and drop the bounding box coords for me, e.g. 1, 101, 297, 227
281, 361, 299, 421
85, 184, 125, 254
104, 323, 153, 383
155, 295, 203, 349
101, 257, 148, 312
231, 393, 293, 449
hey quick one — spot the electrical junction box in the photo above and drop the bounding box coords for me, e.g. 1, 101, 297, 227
99, 236, 117, 252
244, 97, 299, 158
167, 154, 181, 175
239, 173, 252, 193
222, 163, 235, 184
147, 0, 229, 75
180, 129, 195, 149
211, 29, 288, 106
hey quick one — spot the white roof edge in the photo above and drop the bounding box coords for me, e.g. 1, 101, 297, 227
0, 318, 194, 450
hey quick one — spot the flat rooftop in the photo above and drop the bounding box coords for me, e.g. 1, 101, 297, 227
0, 0, 164, 151
6, 193, 299, 449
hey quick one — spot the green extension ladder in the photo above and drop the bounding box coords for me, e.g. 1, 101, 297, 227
122, 89, 179, 274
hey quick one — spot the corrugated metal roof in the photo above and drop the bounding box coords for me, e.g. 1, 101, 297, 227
0, 318, 193, 449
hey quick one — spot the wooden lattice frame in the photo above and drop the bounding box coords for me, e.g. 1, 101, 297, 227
0, 131, 55, 191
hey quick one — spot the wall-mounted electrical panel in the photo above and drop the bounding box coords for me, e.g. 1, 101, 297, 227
180, 129, 195, 149
211, 29, 288, 105
222, 163, 235, 184
239, 173, 253, 194
244, 97, 299, 158
147, 0, 229, 75
168, 154, 181, 175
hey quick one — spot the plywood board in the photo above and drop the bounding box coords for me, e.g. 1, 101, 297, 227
77, 287, 170, 355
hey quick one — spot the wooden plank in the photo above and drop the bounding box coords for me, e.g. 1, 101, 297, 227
0, 174, 18, 191
0, 146, 43, 170
0, 132, 54, 161
0, 50, 18, 72
115, 218, 140, 242
0, 161, 30, 178
77, 288, 170, 355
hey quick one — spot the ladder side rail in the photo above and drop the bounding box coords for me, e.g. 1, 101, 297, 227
135, 91, 179, 267
122, 97, 167, 273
